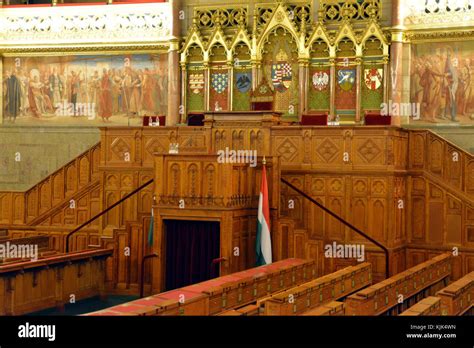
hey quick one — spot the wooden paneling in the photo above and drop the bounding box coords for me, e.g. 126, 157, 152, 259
0, 249, 111, 315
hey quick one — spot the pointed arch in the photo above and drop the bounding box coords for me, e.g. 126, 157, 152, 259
256, 4, 302, 60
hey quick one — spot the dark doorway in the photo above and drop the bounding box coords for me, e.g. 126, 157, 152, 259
164, 220, 220, 291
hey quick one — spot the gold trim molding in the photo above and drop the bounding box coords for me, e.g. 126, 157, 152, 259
404, 29, 474, 43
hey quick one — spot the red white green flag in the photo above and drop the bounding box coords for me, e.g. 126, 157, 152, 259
256, 163, 272, 266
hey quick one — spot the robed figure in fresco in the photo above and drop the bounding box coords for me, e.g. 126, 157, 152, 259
443, 51, 459, 121
100, 68, 113, 121
5, 70, 22, 122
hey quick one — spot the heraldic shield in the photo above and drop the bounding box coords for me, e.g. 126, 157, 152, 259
235, 72, 252, 93
211, 72, 228, 94
271, 49, 292, 93
189, 73, 204, 94
312, 71, 329, 91
364, 68, 383, 90
337, 69, 356, 91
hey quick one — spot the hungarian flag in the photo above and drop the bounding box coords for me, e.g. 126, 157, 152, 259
147, 208, 154, 246
256, 164, 272, 266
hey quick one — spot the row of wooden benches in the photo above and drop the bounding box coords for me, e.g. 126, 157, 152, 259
259, 263, 372, 315
86, 258, 319, 316
345, 253, 452, 315
87, 260, 372, 316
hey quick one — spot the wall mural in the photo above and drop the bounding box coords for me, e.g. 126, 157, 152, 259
410, 41, 474, 124
3, 54, 168, 126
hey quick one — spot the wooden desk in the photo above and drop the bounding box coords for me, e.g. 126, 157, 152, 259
203, 111, 282, 127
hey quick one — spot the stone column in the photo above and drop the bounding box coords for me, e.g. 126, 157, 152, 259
167, 40, 180, 126
167, 0, 182, 125
390, 0, 404, 126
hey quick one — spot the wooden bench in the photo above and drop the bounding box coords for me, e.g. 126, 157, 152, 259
437, 272, 474, 315
261, 263, 371, 316
399, 296, 441, 316
302, 301, 345, 316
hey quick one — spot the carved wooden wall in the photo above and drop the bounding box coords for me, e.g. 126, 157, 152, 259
407, 130, 474, 280
2, 124, 474, 295
274, 127, 408, 281
149, 154, 280, 292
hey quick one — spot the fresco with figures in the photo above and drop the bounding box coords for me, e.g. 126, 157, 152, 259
410, 41, 474, 124
3, 54, 168, 126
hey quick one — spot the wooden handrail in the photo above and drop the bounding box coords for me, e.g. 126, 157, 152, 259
281, 178, 390, 279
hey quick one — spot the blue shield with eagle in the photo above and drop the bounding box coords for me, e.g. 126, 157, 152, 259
235, 72, 252, 93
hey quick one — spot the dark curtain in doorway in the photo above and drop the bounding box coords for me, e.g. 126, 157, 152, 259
165, 220, 220, 291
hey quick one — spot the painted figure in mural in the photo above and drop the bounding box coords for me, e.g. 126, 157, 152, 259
41, 74, 54, 113
18, 69, 30, 117
411, 60, 424, 109
69, 71, 80, 116
29, 75, 46, 116
49, 68, 63, 108
5, 69, 22, 122
458, 58, 472, 116
88, 70, 101, 115
111, 69, 123, 114
142, 68, 155, 115
100, 68, 113, 122
129, 72, 142, 117
443, 51, 458, 121
420, 60, 442, 121
121, 69, 133, 115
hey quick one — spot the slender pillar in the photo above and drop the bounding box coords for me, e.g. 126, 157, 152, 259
355, 57, 362, 123
390, 0, 404, 126
329, 58, 336, 120
383, 56, 389, 106
204, 62, 210, 111
298, 58, 309, 119
180, 62, 187, 124
167, 42, 180, 126
228, 61, 233, 111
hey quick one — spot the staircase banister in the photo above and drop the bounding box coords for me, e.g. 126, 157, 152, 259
281, 177, 390, 279
65, 178, 154, 252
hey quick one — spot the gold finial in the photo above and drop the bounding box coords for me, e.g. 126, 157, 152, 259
262, 156, 267, 165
